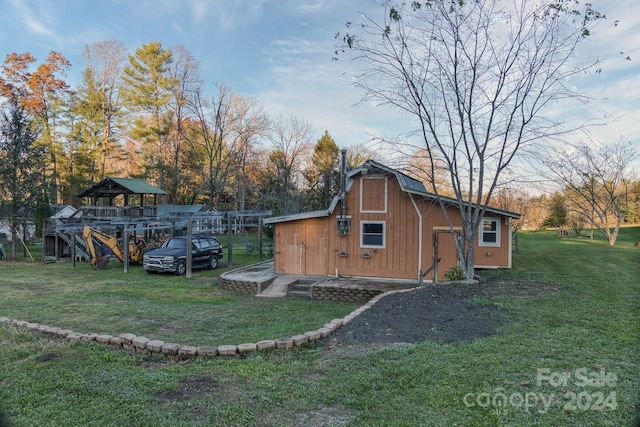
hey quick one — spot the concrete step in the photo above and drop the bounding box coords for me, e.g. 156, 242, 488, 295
291, 283, 311, 292
288, 289, 311, 299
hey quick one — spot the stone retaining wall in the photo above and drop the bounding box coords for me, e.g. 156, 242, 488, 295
0, 288, 417, 361
219, 269, 388, 303
311, 285, 384, 303
217, 276, 258, 294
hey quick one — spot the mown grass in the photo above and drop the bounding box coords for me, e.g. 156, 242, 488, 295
0, 257, 356, 346
0, 227, 639, 426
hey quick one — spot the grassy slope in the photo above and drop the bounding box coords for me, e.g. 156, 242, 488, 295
0, 228, 638, 426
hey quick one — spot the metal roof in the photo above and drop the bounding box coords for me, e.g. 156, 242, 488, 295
266, 160, 520, 224
263, 209, 330, 225
77, 177, 166, 198
354, 160, 428, 195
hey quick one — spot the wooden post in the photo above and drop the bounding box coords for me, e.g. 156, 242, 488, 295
433, 230, 439, 284
123, 225, 130, 273
227, 214, 233, 268
71, 229, 76, 269
186, 219, 193, 278
258, 217, 263, 262
54, 229, 59, 262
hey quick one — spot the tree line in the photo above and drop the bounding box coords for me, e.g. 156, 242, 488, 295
0, 41, 376, 234
1, 4, 637, 259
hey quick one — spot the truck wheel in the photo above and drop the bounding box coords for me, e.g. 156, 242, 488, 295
174, 260, 186, 276
207, 256, 218, 270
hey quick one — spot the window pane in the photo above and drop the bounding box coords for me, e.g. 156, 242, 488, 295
483, 233, 497, 243
480, 219, 499, 246
363, 234, 383, 246
362, 222, 384, 247
483, 220, 497, 232
363, 223, 383, 234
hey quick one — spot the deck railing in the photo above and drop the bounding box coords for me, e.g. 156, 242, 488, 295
79, 205, 158, 220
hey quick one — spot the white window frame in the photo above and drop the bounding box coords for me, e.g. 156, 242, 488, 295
360, 221, 386, 248
360, 176, 388, 213
479, 217, 501, 247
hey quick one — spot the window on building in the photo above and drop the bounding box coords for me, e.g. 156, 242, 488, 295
479, 218, 500, 246
361, 221, 385, 248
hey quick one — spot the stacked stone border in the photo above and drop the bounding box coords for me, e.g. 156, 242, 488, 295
218, 262, 401, 303
217, 261, 275, 295
0, 287, 417, 361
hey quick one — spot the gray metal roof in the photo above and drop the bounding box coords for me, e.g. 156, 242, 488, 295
77, 177, 166, 198
266, 160, 520, 224
263, 209, 330, 225
354, 160, 428, 195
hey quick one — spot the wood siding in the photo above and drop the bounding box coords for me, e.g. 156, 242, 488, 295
360, 176, 387, 212
273, 173, 514, 280
274, 219, 327, 275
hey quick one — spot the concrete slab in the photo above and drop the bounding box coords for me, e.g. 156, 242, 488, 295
221, 260, 418, 298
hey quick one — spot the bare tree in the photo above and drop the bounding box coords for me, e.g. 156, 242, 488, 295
187, 82, 235, 207
226, 96, 269, 211
346, 141, 378, 168
167, 45, 200, 203
186, 82, 268, 209
336, 0, 605, 278
255, 115, 313, 215
493, 187, 531, 233
540, 139, 637, 246
406, 149, 454, 197
265, 114, 313, 214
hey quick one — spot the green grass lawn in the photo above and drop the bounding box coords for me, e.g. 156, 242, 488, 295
0, 227, 638, 426
0, 257, 356, 346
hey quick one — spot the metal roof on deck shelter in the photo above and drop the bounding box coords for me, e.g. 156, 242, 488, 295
77, 177, 166, 199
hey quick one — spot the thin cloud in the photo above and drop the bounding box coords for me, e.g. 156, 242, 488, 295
8, 0, 57, 40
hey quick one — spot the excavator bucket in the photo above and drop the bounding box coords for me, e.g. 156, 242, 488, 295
96, 255, 110, 270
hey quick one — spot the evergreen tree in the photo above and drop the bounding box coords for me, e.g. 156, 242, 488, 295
0, 101, 41, 258
121, 42, 176, 196
542, 192, 567, 229
303, 130, 339, 210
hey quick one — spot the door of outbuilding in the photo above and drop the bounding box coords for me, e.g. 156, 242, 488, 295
279, 220, 327, 276
430, 227, 460, 282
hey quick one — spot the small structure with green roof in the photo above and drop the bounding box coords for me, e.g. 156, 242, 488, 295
77, 177, 167, 219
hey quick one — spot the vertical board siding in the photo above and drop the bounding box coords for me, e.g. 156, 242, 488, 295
273, 173, 515, 279
360, 176, 387, 212
303, 219, 327, 275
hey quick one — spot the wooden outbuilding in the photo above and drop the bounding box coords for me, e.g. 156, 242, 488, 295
264, 160, 520, 282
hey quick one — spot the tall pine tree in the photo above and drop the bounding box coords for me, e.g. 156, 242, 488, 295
303, 130, 339, 210
121, 42, 175, 196
0, 101, 41, 258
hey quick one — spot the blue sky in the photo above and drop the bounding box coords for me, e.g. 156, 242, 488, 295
0, 0, 638, 153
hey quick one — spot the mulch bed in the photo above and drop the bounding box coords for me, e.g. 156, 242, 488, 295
320, 278, 559, 346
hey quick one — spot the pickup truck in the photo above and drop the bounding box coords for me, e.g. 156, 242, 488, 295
143, 236, 223, 276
